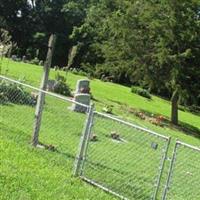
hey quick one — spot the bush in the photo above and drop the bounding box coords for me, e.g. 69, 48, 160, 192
54, 81, 71, 96
131, 86, 152, 99
54, 73, 71, 96
0, 81, 36, 105
55, 73, 66, 82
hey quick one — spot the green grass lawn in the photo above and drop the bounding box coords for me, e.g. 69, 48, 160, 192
0, 58, 200, 200
165, 144, 200, 200
0, 93, 115, 200
81, 113, 170, 200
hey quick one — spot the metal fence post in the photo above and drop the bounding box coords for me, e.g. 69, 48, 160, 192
152, 137, 171, 200
74, 104, 94, 176
162, 141, 179, 200
79, 110, 95, 176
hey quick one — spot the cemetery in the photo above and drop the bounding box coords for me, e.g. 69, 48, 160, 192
0, 1, 200, 199
1, 57, 200, 200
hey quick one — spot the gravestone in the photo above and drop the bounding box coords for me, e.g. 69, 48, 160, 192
11, 55, 17, 61
54, 66, 59, 71
71, 93, 90, 113
75, 79, 90, 94
71, 79, 91, 113
39, 60, 44, 66
22, 55, 26, 62
0, 45, 4, 56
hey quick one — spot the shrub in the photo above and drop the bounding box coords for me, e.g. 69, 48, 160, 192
131, 86, 152, 99
87, 73, 94, 80
55, 73, 66, 82
54, 73, 71, 96
0, 81, 36, 105
54, 81, 71, 96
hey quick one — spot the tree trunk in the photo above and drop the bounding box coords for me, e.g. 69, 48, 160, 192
171, 89, 179, 125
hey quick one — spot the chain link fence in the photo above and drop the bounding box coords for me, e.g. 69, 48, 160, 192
75, 111, 171, 200
0, 75, 89, 163
162, 141, 200, 200
1, 75, 200, 200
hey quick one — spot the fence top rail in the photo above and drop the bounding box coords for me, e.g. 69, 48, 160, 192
94, 111, 170, 140
176, 140, 200, 152
0, 75, 90, 109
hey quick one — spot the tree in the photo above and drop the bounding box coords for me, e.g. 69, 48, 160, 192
0, 0, 32, 55
0, 0, 199, 120
75, 0, 200, 124
0, 0, 89, 66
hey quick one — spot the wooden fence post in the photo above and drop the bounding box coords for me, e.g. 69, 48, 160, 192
32, 34, 56, 147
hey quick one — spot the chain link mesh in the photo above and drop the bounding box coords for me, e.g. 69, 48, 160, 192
0, 77, 88, 164
2, 76, 200, 200
164, 142, 200, 200
80, 112, 170, 200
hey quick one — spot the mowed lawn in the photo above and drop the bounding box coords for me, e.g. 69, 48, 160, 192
0, 91, 115, 200
0, 58, 200, 200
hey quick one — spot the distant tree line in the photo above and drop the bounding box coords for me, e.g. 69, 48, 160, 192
1, 0, 200, 123
0, 0, 89, 66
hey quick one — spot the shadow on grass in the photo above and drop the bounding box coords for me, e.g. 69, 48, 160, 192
55, 144, 153, 199
78, 159, 152, 200
109, 99, 200, 139
179, 105, 200, 117
42, 145, 155, 200
176, 122, 200, 139
138, 109, 200, 139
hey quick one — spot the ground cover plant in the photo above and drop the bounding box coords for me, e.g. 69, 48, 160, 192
0, 80, 36, 105
0, 59, 200, 199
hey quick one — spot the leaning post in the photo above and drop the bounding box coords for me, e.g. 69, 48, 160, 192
32, 34, 56, 147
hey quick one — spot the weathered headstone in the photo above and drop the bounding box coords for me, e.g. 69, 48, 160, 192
54, 66, 59, 71
22, 55, 26, 62
71, 79, 91, 113
39, 60, 44, 66
0, 45, 4, 56
71, 93, 90, 113
11, 55, 17, 61
75, 79, 90, 94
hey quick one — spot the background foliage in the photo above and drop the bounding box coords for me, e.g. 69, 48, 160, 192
0, 0, 200, 109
